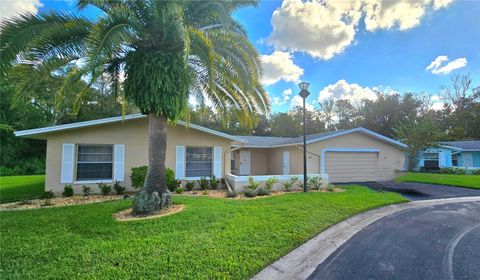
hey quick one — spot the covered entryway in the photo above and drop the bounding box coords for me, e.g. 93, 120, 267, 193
323, 149, 390, 183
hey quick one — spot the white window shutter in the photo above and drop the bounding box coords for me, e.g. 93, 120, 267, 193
61, 144, 75, 183
175, 146, 185, 179
114, 144, 125, 182
213, 146, 222, 178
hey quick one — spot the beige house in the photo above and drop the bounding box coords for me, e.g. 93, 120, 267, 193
15, 113, 407, 193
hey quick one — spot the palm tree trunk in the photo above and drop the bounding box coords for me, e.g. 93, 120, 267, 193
144, 113, 167, 194
132, 113, 172, 214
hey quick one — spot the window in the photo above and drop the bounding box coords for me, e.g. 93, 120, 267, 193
186, 147, 213, 177
452, 153, 458, 167
423, 152, 439, 169
76, 144, 113, 181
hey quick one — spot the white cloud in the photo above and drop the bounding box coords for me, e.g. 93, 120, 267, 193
267, 0, 454, 60
290, 95, 314, 111
318, 80, 378, 104
426, 55, 467, 74
260, 51, 303, 85
429, 94, 445, 110
0, 0, 42, 20
272, 88, 293, 106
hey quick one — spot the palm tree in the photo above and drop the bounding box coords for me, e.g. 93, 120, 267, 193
1, 0, 269, 214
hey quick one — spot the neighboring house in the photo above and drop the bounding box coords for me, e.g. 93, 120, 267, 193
15, 114, 407, 193
417, 141, 480, 170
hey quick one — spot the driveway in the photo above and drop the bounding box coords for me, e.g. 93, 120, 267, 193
361, 181, 480, 200
308, 201, 480, 280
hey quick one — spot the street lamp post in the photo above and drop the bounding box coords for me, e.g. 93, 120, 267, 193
298, 82, 310, 193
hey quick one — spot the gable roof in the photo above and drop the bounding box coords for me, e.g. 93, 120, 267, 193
14, 113, 243, 142
235, 127, 407, 148
439, 141, 480, 151
15, 114, 406, 149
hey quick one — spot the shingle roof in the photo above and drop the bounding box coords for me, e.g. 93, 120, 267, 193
235, 130, 345, 147
439, 141, 480, 150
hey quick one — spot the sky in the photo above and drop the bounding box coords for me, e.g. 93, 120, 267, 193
1, 0, 479, 113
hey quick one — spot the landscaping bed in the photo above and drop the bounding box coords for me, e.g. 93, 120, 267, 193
396, 172, 480, 189
0, 185, 406, 279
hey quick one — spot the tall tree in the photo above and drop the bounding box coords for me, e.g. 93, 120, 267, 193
1, 0, 269, 214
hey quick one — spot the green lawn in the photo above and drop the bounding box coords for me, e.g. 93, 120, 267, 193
0, 175, 45, 203
0, 186, 406, 279
396, 172, 480, 189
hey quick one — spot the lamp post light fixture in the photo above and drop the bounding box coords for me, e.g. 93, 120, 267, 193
298, 82, 310, 192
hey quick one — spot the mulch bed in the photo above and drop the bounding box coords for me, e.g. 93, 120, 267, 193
0, 195, 127, 211
178, 187, 345, 199
113, 204, 185, 222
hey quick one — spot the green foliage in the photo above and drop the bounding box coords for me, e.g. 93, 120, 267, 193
327, 184, 335, 192
394, 118, 442, 170
439, 168, 467, 175
199, 177, 209, 190
130, 166, 148, 189
226, 189, 237, 198
41, 190, 54, 199
113, 181, 126, 195
256, 187, 270, 196
202, 190, 208, 195
165, 168, 180, 192
307, 176, 323, 190
175, 188, 184, 194
82, 185, 91, 196
209, 175, 218, 190
264, 177, 278, 190
243, 188, 256, 198
62, 185, 74, 197
185, 181, 196, 191
282, 177, 299, 192
0, 175, 45, 203
98, 183, 112, 196
246, 176, 260, 190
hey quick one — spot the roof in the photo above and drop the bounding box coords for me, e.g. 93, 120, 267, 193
14, 113, 244, 142
235, 127, 407, 149
439, 141, 480, 151
15, 114, 406, 149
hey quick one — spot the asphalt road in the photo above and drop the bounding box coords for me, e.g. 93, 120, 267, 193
307, 201, 480, 280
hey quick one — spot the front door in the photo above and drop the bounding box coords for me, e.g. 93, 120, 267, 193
239, 150, 251, 175
462, 152, 473, 168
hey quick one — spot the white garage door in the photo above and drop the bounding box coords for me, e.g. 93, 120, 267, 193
325, 152, 390, 183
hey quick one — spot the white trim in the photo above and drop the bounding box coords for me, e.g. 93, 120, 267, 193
61, 143, 75, 184
14, 113, 244, 142
226, 173, 327, 182
283, 151, 290, 175
175, 146, 186, 180
438, 145, 480, 152
74, 180, 113, 184
113, 144, 125, 182
321, 148, 381, 174
213, 146, 222, 178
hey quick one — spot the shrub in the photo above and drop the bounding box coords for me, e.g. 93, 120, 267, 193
471, 169, 480, 175
264, 177, 278, 190
82, 185, 91, 196
308, 176, 323, 190
98, 183, 112, 196
290, 176, 300, 188
327, 184, 335, 192
202, 190, 208, 195
226, 190, 237, 198
210, 175, 218, 190
41, 198, 53, 207
0, 158, 45, 176
185, 181, 196, 191
246, 176, 260, 191
113, 181, 126, 195
244, 189, 256, 198
166, 168, 181, 192
130, 166, 148, 189
62, 185, 74, 197
41, 190, 54, 199
256, 187, 270, 196
199, 177, 209, 190
175, 188, 184, 194
282, 177, 299, 192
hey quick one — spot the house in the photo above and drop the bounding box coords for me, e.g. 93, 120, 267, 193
15, 113, 407, 193
417, 141, 480, 170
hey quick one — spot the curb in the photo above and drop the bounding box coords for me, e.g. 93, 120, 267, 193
251, 196, 480, 280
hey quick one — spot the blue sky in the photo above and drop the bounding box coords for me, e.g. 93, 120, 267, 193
3, 0, 479, 112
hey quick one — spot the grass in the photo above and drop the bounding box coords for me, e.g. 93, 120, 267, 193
396, 172, 480, 189
0, 185, 406, 279
0, 175, 45, 203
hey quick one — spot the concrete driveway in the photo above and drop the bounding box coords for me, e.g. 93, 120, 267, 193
308, 201, 480, 280
361, 181, 480, 200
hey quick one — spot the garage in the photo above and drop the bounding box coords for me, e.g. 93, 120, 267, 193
324, 150, 393, 183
